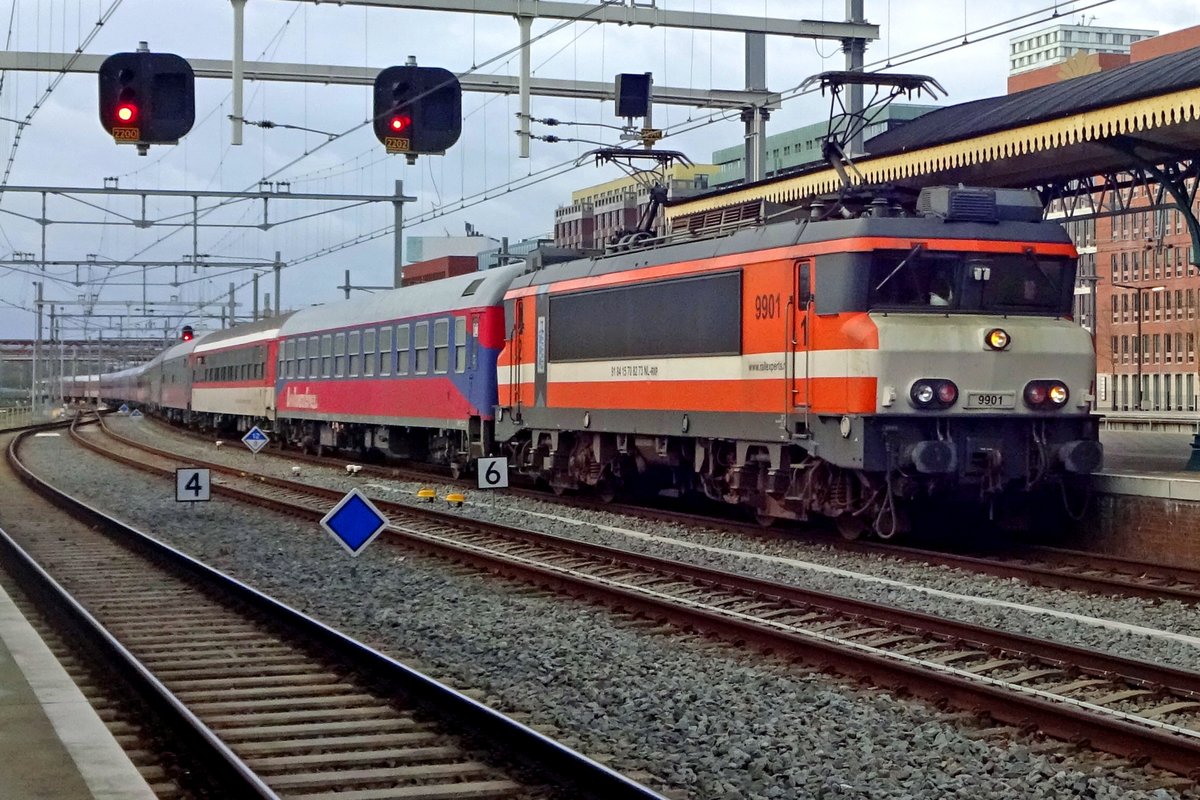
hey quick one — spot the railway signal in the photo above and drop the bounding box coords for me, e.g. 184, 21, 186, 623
98, 49, 195, 153
180, 325, 194, 342
372, 64, 462, 159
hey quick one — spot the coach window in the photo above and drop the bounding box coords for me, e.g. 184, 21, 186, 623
364, 329, 377, 377
380, 326, 393, 375
321, 334, 332, 377
454, 317, 467, 373
434, 319, 450, 373
397, 324, 411, 375
309, 336, 319, 376
334, 332, 346, 377
348, 331, 362, 376
414, 321, 430, 374
296, 338, 308, 378
285, 339, 296, 379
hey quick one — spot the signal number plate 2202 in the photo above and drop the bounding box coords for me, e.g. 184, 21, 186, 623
965, 391, 1015, 409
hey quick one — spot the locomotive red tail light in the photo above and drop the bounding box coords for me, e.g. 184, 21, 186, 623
910, 379, 958, 409
1024, 380, 1069, 408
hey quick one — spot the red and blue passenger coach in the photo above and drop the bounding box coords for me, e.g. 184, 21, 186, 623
272, 264, 523, 471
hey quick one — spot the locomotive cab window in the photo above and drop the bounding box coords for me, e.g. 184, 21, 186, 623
866, 249, 1071, 314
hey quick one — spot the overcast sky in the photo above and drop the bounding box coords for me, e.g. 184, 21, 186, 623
0, 0, 1194, 341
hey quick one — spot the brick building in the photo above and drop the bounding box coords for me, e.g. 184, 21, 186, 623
1008, 24, 1200, 411
399, 255, 479, 286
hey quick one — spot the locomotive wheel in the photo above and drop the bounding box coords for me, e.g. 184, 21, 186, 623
450, 462, 464, 480
754, 512, 777, 528
836, 514, 868, 541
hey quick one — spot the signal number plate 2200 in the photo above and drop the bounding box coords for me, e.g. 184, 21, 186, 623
966, 391, 1015, 409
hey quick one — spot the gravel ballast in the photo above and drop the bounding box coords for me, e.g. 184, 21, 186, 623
13, 424, 1196, 798
109, 417, 1200, 673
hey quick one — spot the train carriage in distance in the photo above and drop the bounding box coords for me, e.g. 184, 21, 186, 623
495, 186, 1103, 537
189, 315, 291, 432
272, 264, 523, 472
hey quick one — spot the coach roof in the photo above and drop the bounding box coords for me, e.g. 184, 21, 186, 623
278, 262, 527, 338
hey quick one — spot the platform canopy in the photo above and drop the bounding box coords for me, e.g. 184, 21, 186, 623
668, 46, 1200, 221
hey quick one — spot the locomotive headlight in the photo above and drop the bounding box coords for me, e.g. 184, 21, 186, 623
910, 379, 957, 409
985, 328, 1010, 351
1024, 380, 1069, 408
912, 381, 936, 406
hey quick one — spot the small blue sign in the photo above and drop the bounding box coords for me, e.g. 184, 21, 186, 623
118, 403, 130, 415
242, 425, 269, 454
129, 409, 143, 418
320, 488, 389, 557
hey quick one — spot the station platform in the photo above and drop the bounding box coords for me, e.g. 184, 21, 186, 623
1097, 429, 1200, 500
0, 580, 155, 800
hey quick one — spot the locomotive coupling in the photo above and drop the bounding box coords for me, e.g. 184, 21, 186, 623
1057, 440, 1103, 474
904, 440, 957, 474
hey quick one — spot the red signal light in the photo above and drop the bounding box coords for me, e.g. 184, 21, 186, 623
390, 114, 411, 132
181, 325, 194, 342
116, 103, 138, 123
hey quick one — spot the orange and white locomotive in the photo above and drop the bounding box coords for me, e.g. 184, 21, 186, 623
495, 186, 1103, 537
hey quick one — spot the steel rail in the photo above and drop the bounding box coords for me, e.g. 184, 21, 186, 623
140, 416, 1200, 606
3, 426, 281, 799
39, 417, 670, 800
84, 415, 1200, 779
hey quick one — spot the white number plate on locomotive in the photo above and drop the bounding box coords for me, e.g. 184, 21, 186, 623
965, 391, 1015, 409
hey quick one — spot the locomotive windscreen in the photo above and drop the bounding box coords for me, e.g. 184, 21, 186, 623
548, 271, 742, 361
866, 250, 1072, 314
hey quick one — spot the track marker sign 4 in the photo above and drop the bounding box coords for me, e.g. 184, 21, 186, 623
477, 457, 509, 489
175, 468, 211, 503
320, 488, 389, 557
242, 425, 269, 454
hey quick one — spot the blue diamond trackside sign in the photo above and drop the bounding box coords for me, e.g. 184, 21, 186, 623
320, 488, 389, 557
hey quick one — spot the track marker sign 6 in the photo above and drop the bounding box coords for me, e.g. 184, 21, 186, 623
175, 468, 211, 503
242, 425, 269, 454
320, 488, 389, 557
477, 457, 509, 489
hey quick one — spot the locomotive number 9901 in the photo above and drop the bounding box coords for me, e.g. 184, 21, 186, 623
754, 293, 782, 320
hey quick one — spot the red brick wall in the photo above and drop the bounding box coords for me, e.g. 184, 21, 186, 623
1130, 26, 1200, 62
401, 255, 478, 285
1006, 53, 1129, 94
1065, 494, 1200, 567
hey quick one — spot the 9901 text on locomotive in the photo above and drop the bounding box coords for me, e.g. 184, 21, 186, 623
67, 185, 1102, 540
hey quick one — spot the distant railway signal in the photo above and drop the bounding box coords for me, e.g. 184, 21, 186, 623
99, 50, 195, 152
180, 325, 194, 342
372, 65, 462, 159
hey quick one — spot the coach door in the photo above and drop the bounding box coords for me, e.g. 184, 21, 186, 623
509, 298, 525, 419
788, 259, 813, 435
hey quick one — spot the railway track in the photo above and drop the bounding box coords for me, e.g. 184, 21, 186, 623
138, 414, 1200, 606
8, 419, 668, 800
80, 413, 1200, 780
